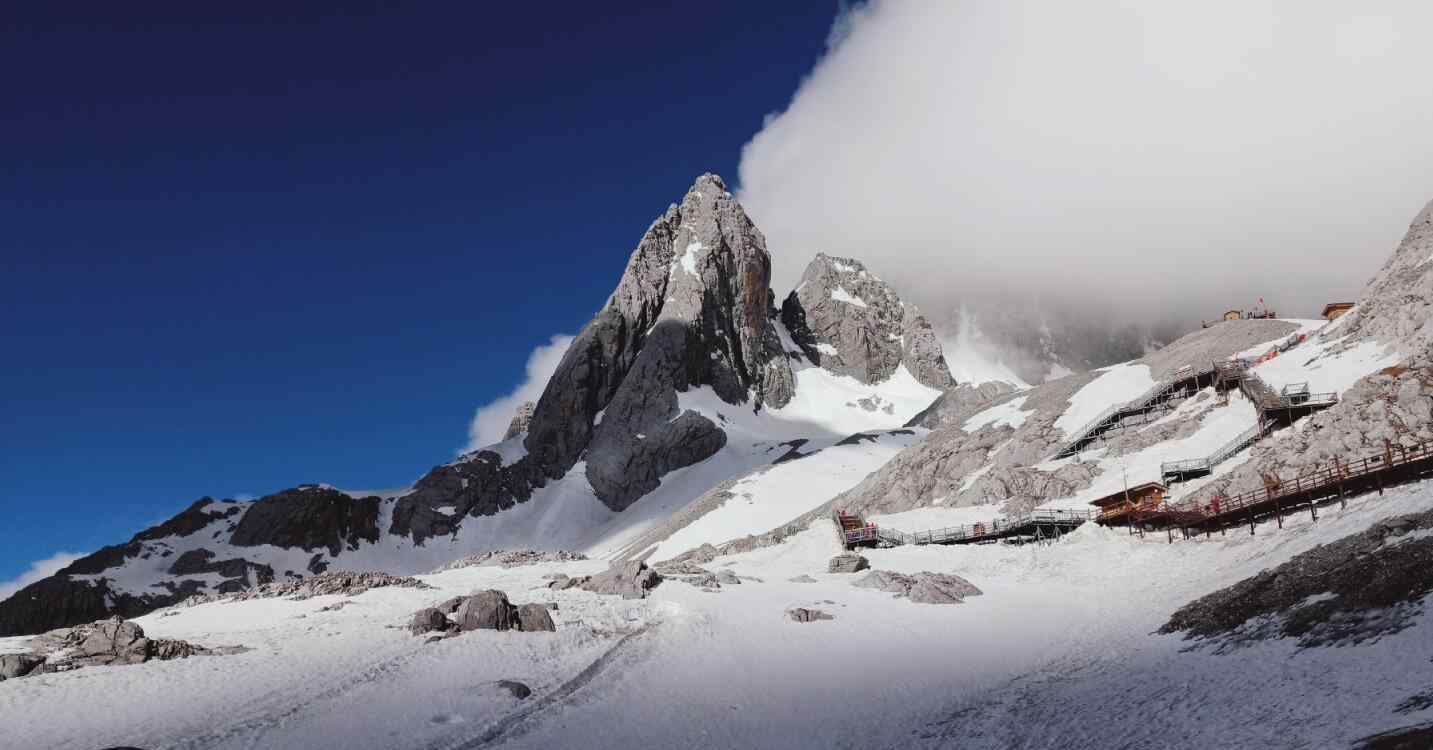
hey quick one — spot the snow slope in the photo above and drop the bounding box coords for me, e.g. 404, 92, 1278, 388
10, 479, 1433, 750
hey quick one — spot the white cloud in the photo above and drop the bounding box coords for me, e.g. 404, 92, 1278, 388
465, 334, 574, 452
0, 551, 84, 602
739, 1, 1433, 321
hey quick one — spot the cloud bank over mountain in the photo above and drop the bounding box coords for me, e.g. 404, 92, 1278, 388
739, 0, 1433, 323
466, 334, 573, 451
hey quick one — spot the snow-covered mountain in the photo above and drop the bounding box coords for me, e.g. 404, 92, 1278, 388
5, 181, 1433, 750
0, 174, 953, 637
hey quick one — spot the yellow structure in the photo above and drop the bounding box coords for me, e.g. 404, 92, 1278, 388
1322, 302, 1355, 321
1223, 310, 1243, 322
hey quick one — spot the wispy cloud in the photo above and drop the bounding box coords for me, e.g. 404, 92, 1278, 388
465, 334, 574, 452
0, 551, 84, 602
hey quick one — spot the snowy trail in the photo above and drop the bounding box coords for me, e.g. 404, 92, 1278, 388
434, 625, 656, 750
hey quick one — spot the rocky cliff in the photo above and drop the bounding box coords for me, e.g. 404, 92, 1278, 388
781, 253, 954, 389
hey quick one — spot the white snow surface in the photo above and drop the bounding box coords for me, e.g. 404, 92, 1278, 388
962, 395, 1032, 432
828, 285, 868, 308
1054, 362, 1157, 437
13, 479, 1433, 750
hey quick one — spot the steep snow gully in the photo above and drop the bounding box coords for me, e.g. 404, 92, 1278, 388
4, 180, 1433, 750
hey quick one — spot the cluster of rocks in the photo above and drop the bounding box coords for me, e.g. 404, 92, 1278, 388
410, 590, 556, 639
787, 607, 835, 623
852, 570, 983, 605
544, 561, 662, 600
650, 560, 742, 591
828, 554, 870, 574
184, 570, 432, 607
1, 616, 236, 680
432, 549, 587, 573
1163, 510, 1433, 648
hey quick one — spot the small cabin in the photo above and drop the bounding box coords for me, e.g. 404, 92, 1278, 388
1322, 302, 1355, 321
1090, 481, 1169, 523
1223, 309, 1243, 322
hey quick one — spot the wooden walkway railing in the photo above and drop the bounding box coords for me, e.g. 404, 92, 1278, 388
1134, 438, 1433, 538
1054, 368, 1212, 459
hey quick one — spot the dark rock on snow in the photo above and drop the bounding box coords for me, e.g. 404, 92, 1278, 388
852, 570, 983, 604
1163, 509, 1433, 648
515, 603, 557, 633
502, 401, 536, 441
410, 608, 451, 636
0, 653, 45, 680
496, 680, 533, 700
577, 561, 663, 600
788, 608, 835, 623
828, 554, 870, 574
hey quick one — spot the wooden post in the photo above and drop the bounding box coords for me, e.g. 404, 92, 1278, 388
1337, 457, 1346, 510
1275, 500, 1283, 528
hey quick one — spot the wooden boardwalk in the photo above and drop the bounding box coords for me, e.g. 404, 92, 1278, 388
1137, 438, 1433, 539
840, 439, 1433, 551
1054, 367, 1215, 459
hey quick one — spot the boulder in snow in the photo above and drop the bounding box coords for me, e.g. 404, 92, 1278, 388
787, 608, 835, 623
515, 603, 556, 633
456, 591, 517, 632
0, 653, 44, 680
577, 561, 662, 600
410, 607, 451, 636
828, 554, 870, 574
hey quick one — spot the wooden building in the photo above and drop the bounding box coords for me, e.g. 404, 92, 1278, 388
1223, 309, 1243, 322
1322, 302, 1355, 321
1090, 481, 1169, 524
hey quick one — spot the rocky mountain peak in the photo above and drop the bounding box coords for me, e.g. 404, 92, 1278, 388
781, 252, 955, 389
524, 173, 794, 511
1336, 197, 1433, 357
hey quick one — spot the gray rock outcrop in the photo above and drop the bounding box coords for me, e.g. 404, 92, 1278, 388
788, 607, 835, 623
781, 253, 953, 389
456, 590, 516, 632
515, 603, 556, 633
414, 592, 555, 636
828, 554, 870, 574
19, 616, 223, 675
230, 485, 381, 558
496, 680, 533, 699
502, 401, 536, 441
1163, 510, 1433, 648
576, 561, 663, 600
410, 608, 451, 636
0, 653, 44, 680
852, 571, 983, 604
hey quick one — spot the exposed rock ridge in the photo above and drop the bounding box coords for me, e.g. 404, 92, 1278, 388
781, 253, 954, 389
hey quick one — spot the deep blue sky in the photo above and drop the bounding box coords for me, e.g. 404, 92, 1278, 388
0, 2, 839, 580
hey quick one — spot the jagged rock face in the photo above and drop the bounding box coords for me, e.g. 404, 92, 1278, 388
390, 451, 547, 544
781, 253, 953, 389
502, 401, 536, 441
1338, 198, 1433, 353
230, 486, 381, 558
532, 174, 795, 510
0, 499, 256, 636
901, 311, 955, 389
